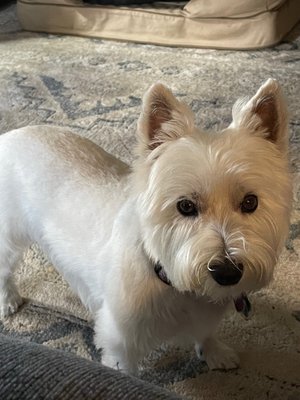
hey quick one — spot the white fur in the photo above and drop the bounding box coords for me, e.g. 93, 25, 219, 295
0, 79, 292, 374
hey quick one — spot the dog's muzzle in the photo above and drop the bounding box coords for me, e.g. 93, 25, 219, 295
209, 260, 243, 286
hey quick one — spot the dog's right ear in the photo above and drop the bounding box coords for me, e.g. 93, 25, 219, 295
231, 79, 289, 153
137, 83, 194, 153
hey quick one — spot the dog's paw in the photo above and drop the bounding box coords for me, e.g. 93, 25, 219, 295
197, 337, 239, 370
101, 353, 138, 375
0, 291, 23, 319
101, 354, 122, 370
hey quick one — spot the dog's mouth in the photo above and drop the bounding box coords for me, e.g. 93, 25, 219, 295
154, 261, 252, 318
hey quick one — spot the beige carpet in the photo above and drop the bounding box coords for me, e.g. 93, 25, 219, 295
0, 3, 300, 399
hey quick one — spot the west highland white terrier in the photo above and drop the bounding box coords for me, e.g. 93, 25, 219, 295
0, 79, 292, 374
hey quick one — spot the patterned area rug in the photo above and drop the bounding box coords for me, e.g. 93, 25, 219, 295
0, 4, 300, 399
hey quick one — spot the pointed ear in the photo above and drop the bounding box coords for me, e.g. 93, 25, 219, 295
137, 83, 194, 153
231, 79, 288, 152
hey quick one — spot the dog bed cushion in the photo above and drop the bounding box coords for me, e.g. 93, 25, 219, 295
17, 0, 300, 49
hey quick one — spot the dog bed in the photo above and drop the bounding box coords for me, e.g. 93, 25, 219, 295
17, 0, 300, 49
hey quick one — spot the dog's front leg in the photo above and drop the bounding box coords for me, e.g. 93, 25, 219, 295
94, 304, 139, 375
195, 336, 239, 370
191, 300, 238, 370
100, 349, 138, 375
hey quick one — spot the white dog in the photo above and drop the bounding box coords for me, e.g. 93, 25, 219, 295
0, 79, 292, 374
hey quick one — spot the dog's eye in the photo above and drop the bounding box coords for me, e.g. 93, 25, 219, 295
240, 194, 258, 213
177, 199, 198, 217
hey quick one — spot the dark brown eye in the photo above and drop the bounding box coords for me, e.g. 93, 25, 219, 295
177, 199, 198, 217
240, 194, 258, 213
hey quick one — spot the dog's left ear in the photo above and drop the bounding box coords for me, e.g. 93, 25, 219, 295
231, 79, 288, 152
137, 83, 194, 152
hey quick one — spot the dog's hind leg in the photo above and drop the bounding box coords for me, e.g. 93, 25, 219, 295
0, 239, 26, 319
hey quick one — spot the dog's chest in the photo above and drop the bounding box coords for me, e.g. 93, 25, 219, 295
131, 289, 227, 348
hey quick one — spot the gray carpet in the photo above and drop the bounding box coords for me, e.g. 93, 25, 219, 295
0, 3, 300, 399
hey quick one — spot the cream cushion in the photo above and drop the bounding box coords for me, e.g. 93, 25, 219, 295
17, 0, 300, 48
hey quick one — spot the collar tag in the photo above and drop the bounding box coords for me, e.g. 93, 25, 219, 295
154, 262, 172, 286
234, 293, 252, 319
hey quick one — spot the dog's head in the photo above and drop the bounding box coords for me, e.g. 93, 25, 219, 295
133, 79, 292, 302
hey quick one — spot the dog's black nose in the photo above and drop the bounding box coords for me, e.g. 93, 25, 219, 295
209, 260, 243, 286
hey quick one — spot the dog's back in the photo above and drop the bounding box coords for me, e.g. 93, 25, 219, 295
0, 126, 131, 314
